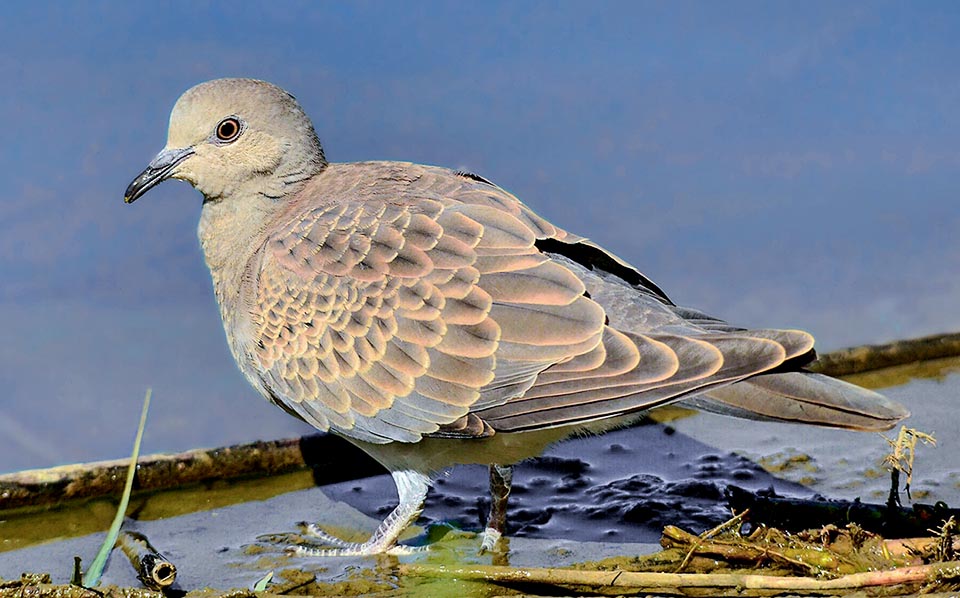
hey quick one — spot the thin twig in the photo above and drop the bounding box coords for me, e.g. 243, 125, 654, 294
674, 510, 747, 573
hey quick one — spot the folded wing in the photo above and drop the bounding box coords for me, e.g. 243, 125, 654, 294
248, 164, 908, 445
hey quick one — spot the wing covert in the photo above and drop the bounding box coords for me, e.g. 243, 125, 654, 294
250, 191, 608, 444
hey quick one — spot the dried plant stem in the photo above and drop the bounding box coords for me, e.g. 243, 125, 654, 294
662, 525, 841, 575
116, 531, 177, 591
883, 426, 936, 504
401, 560, 960, 592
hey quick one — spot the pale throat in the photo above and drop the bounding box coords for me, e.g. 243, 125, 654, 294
197, 191, 279, 310
196, 160, 322, 309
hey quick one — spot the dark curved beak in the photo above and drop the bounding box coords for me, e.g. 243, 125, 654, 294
124, 147, 194, 204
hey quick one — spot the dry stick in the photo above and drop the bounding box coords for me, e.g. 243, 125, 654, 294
400, 561, 960, 591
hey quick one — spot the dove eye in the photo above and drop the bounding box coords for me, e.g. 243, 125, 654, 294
215, 117, 242, 142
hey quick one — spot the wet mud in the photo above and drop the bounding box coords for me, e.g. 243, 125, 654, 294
322, 419, 807, 544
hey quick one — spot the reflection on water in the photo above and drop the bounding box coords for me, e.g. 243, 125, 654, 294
842, 355, 960, 390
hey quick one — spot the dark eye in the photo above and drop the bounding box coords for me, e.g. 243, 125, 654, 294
215, 117, 241, 142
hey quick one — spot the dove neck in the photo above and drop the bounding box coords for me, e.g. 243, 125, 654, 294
197, 192, 278, 312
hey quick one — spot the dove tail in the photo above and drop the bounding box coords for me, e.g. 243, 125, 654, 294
684, 371, 909, 431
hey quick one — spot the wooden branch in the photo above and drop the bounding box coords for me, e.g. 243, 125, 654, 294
809, 331, 960, 377
401, 560, 960, 592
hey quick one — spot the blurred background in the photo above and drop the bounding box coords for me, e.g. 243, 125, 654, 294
1, 1, 958, 473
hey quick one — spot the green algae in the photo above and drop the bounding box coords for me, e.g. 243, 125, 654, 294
1, 470, 316, 553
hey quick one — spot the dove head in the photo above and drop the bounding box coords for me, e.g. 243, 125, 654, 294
125, 78, 326, 204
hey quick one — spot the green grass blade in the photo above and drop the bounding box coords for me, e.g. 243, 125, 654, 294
82, 389, 151, 587
252, 570, 273, 591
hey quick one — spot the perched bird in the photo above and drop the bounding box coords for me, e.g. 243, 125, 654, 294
125, 78, 908, 556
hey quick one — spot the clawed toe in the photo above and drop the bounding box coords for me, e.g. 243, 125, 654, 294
259, 471, 432, 558
285, 541, 428, 557
477, 527, 502, 555
256, 526, 357, 553
299, 523, 354, 548
271, 519, 429, 557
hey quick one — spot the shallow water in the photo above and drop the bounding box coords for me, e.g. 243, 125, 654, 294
322, 419, 809, 545
0, 364, 956, 591
0, 476, 657, 592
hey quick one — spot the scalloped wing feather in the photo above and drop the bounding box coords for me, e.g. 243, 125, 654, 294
250, 180, 611, 444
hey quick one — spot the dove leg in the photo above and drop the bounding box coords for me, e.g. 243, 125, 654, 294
479, 463, 513, 553
291, 470, 431, 557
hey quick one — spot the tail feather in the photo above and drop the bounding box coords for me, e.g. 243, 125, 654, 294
685, 371, 910, 432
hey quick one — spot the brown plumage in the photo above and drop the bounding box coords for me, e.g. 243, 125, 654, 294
125, 78, 909, 556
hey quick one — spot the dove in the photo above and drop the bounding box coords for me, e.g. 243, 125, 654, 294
125, 78, 908, 556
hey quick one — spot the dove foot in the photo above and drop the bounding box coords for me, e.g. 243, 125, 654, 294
478, 463, 513, 554
286, 470, 431, 557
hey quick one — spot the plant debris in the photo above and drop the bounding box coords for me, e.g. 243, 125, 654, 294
117, 532, 176, 592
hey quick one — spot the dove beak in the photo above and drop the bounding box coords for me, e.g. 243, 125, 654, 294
124, 147, 194, 204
